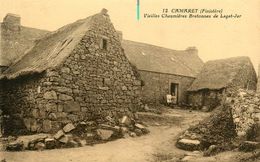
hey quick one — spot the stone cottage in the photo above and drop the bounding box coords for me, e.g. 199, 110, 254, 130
0, 13, 48, 72
0, 9, 142, 134
122, 40, 204, 105
188, 56, 257, 110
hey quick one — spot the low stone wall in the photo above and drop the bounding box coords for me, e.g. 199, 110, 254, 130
188, 89, 223, 110
176, 105, 237, 151
228, 89, 260, 140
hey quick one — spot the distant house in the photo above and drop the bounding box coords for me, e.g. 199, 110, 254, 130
188, 57, 257, 110
0, 10, 142, 134
0, 13, 48, 72
122, 40, 204, 105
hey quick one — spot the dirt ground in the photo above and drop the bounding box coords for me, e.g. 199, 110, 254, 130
0, 107, 258, 162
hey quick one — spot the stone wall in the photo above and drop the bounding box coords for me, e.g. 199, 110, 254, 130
1, 13, 142, 135
188, 89, 224, 110
138, 70, 195, 105
177, 89, 260, 152
228, 90, 260, 140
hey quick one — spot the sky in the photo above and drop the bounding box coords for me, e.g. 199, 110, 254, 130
0, 0, 259, 72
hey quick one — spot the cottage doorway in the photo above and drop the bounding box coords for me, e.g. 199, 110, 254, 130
170, 83, 179, 104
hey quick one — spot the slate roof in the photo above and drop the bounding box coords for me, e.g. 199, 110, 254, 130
188, 56, 254, 91
122, 40, 204, 77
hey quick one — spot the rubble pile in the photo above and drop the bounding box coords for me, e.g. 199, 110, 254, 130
176, 105, 236, 151
3, 115, 149, 151
176, 89, 260, 155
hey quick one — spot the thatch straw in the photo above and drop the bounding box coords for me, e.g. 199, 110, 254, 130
188, 56, 254, 91
0, 14, 95, 80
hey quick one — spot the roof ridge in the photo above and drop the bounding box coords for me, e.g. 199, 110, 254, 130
123, 39, 187, 53
205, 56, 250, 64
1, 13, 96, 79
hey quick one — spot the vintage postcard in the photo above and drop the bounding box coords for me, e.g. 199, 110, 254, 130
0, 0, 259, 162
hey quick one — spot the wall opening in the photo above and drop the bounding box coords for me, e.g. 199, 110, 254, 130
170, 83, 179, 104
101, 38, 108, 50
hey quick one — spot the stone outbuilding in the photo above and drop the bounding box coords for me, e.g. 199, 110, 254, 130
0, 10, 142, 134
122, 40, 204, 105
188, 56, 257, 110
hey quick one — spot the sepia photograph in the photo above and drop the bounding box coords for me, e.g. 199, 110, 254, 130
0, 0, 260, 161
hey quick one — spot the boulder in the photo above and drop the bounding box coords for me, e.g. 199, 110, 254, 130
96, 129, 114, 140
59, 135, 70, 144
6, 141, 24, 151
141, 128, 150, 134
34, 142, 45, 151
63, 123, 75, 133
15, 134, 48, 150
99, 124, 120, 132
120, 116, 132, 126
42, 120, 52, 132
120, 127, 129, 136
66, 140, 79, 148
63, 101, 80, 112
54, 130, 65, 140
181, 155, 195, 161
129, 132, 137, 137
204, 145, 219, 156
78, 139, 87, 146
176, 139, 201, 151
135, 123, 145, 129
239, 141, 260, 152
134, 129, 143, 136
85, 133, 95, 141
59, 94, 73, 101
43, 91, 57, 100
45, 138, 56, 149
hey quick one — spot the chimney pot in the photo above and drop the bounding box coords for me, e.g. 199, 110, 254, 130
186, 46, 198, 55
101, 8, 108, 15
3, 13, 21, 31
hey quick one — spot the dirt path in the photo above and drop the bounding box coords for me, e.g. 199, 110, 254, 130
1, 108, 252, 162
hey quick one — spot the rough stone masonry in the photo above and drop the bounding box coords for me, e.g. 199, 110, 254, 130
229, 89, 260, 141
177, 89, 260, 152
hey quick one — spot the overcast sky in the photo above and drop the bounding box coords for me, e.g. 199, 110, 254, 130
0, 0, 259, 72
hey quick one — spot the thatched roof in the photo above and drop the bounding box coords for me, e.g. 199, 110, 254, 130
0, 23, 49, 66
122, 40, 203, 77
188, 56, 254, 91
0, 14, 95, 79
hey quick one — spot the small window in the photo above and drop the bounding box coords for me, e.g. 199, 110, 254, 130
101, 38, 108, 50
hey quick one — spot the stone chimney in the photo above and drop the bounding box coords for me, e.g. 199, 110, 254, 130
2, 13, 21, 31
117, 31, 123, 43
186, 46, 198, 55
